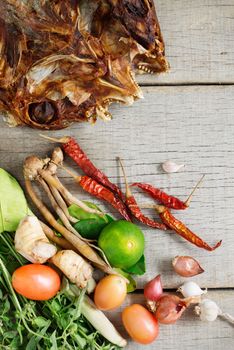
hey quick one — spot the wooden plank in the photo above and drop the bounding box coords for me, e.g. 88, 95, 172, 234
106, 290, 234, 350
0, 85, 234, 288
137, 0, 234, 84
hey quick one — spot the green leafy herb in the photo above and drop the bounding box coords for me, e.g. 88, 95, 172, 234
0, 232, 120, 350
124, 255, 146, 276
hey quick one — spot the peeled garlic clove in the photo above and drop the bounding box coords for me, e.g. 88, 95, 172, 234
172, 256, 204, 277
195, 299, 220, 322
162, 160, 184, 173
178, 281, 207, 298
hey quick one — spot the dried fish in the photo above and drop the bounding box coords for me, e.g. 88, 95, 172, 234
0, 0, 168, 129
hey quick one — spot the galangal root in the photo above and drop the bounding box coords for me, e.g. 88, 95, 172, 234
15, 215, 57, 264
51, 250, 93, 289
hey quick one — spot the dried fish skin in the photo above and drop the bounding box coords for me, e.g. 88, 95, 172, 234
91, 0, 169, 73
0, 0, 167, 129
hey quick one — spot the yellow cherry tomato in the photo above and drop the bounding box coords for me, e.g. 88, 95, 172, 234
122, 304, 159, 344
94, 275, 127, 310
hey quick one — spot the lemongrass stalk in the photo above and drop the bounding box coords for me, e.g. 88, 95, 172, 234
70, 284, 127, 347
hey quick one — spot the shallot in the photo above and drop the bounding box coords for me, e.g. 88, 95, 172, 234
178, 281, 207, 298
162, 160, 184, 173
172, 255, 204, 277
154, 294, 201, 324
144, 274, 163, 301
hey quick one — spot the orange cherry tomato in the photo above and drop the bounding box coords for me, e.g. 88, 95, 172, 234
94, 274, 127, 310
12, 264, 61, 300
122, 304, 159, 344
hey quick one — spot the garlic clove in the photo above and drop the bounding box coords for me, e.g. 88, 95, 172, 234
195, 299, 220, 322
172, 256, 204, 277
162, 160, 184, 173
178, 281, 207, 298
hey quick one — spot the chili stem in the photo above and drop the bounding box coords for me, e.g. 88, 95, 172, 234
39, 134, 69, 144
117, 157, 131, 197
59, 164, 82, 182
184, 174, 205, 207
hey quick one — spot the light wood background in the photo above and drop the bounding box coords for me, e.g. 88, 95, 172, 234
0, 0, 234, 349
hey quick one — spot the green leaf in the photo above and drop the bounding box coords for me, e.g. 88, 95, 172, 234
114, 268, 137, 293
73, 216, 113, 239
73, 333, 87, 348
33, 316, 50, 328
50, 299, 61, 313
124, 255, 146, 276
0, 168, 30, 233
26, 336, 37, 350
3, 331, 17, 339
68, 202, 103, 220
69, 203, 114, 239
50, 331, 58, 350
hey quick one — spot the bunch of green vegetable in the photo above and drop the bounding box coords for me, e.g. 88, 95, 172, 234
0, 232, 122, 350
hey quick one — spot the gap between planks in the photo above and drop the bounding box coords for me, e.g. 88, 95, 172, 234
139, 82, 234, 87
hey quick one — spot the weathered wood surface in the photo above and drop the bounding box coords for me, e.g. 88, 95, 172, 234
0, 86, 234, 289
137, 0, 234, 84
1, 1, 234, 348
106, 291, 234, 350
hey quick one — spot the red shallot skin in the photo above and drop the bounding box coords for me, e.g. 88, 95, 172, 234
144, 274, 163, 301
155, 295, 187, 324
172, 256, 204, 277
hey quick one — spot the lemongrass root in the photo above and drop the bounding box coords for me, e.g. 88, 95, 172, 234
39, 170, 103, 215
24, 155, 102, 216
40, 221, 75, 250
24, 155, 46, 180
15, 216, 57, 263
48, 185, 77, 224
51, 250, 93, 288
47, 147, 64, 175
38, 177, 81, 238
24, 179, 115, 274
69, 284, 127, 347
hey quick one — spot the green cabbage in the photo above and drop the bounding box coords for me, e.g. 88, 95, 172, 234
0, 168, 30, 233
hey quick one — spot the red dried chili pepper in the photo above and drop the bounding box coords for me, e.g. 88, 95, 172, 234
131, 175, 205, 210
118, 158, 167, 230
40, 135, 123, 199
155, 205, 222, 251
131, 182, 187, 209
62, 166, 131, 221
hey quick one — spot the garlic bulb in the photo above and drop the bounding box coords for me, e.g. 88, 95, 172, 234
195, 299, 220, 322
178, 281, 207, 298
162, 160, 184, 173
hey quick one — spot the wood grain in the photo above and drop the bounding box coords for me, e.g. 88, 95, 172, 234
137, 0, 234, 84
0, 2, 233, 347
0, 85, 233, 288
106, 291, 234, 350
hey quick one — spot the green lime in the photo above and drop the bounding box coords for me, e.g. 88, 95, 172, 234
98, 220, 145, 269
